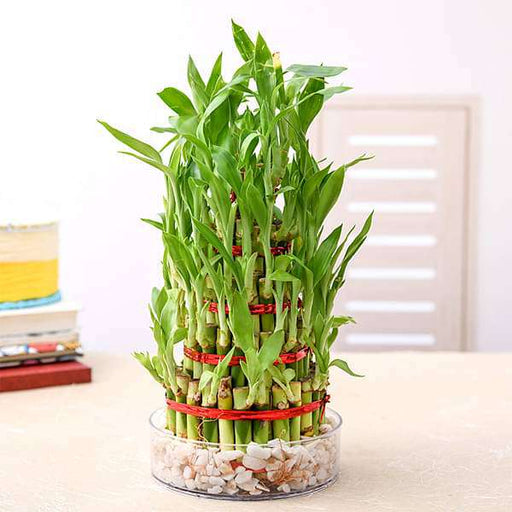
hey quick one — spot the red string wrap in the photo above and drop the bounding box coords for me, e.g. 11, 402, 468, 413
231, 244, 291, 257
184, 346, 310, 367
207, 298, 302, 315
166, 395, 330, 421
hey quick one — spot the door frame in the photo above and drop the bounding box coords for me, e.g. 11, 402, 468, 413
312, 96, 479, 351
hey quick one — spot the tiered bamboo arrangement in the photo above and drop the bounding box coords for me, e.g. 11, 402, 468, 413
100, 22, 372, 449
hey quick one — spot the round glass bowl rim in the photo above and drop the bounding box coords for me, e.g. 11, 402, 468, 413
149, 406, 342, 448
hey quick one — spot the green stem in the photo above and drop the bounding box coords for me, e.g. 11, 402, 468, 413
165, 388, 176, 434
176, 373, 190, 438
311, 389, 320, 436
231, 347, 245, 386
186, 379, 201, 440
271, 384, 290, 441
300, 377, 313, 437
233, 386, 252, 451
289, 381, 302, 441
218, 377, 234, 450
252, 377, 270, 444
201, 382, 219, 443
258, 277, 274, 332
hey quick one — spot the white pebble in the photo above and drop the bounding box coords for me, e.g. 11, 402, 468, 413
195, 453, 209, 467
238, 479, 257, 492
242, 455, 267, 471
247, 442, 272, 460
218, 462, 233, 475
183, 466, 193, 479
256, 482, 270, 492
234, 469, 253, 485
208, 476, 225, 487
271, 447, 285, 461
207, 485, 223, 494
185, 479, 196, 490
277, 483, 291, 493
217, 450, 244, 462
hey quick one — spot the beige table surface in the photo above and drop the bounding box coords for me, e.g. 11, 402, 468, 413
1, 352, 511, 512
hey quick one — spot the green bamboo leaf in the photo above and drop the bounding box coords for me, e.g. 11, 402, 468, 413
118, 152, 168, 173
326, 327, 339, 349
329, 358, 364, 377
231, 20, 254, 61
212, 146, 242, 195
268, 270, 299, 282
246, 183, 269, 231
298, 76, 325, 131
303, 168, 329, 204
254, 33, 273, 102
317, 85, 352, 100
258, 329, 284, 370
187, 56, 208, 111
332, 316, 356, 327
228, 291, 254, 353
141, 217, 163, 231
199, 371, 214, 391
239, 132, 259, 165
310, 225, 342, 285
153, 287, 168, 317
192, 218, 243, 288
315, 166, 346, 228
336, 212, 373, 283
98, 121, 162, 163
206, 53, 223, 97
157, 87, 196, 116
133, 352, 163, 384
170, 327, 188, 344
287, 64, 347, 77
216, 346, 235, 377
345, 153, 374, 169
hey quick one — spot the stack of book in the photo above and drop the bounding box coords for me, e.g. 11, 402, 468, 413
0, 206, 91, 391
0, 302, 82, 368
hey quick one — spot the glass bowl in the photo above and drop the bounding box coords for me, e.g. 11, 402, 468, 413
149, 407, 341, 500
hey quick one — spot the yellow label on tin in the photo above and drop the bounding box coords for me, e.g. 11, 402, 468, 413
0, 259, 59, 302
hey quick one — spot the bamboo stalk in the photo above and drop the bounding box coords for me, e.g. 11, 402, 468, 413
216, 328, 231, 358
200, 324, 217, 373
249, 275, 261, 337
186, 379, 201, 440
289, 380, 302, 441
176, 373, 190, 438
165, 389, 177, 434
218, 377, 235, 450
311, 389, 320, 436
252, 375, 271, 444
258, 277, 275, 332
233, 386, 252, 450
201, 382, 219, 443
204, 276, 217, 325
231, 348, 245, 386
300, 377, 314, 436
271, 385, 290, 441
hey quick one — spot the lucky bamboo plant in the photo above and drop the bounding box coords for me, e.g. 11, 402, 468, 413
100, 21, 372, 448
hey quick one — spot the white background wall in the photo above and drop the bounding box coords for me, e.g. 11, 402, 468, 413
1, 0, 510, 352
